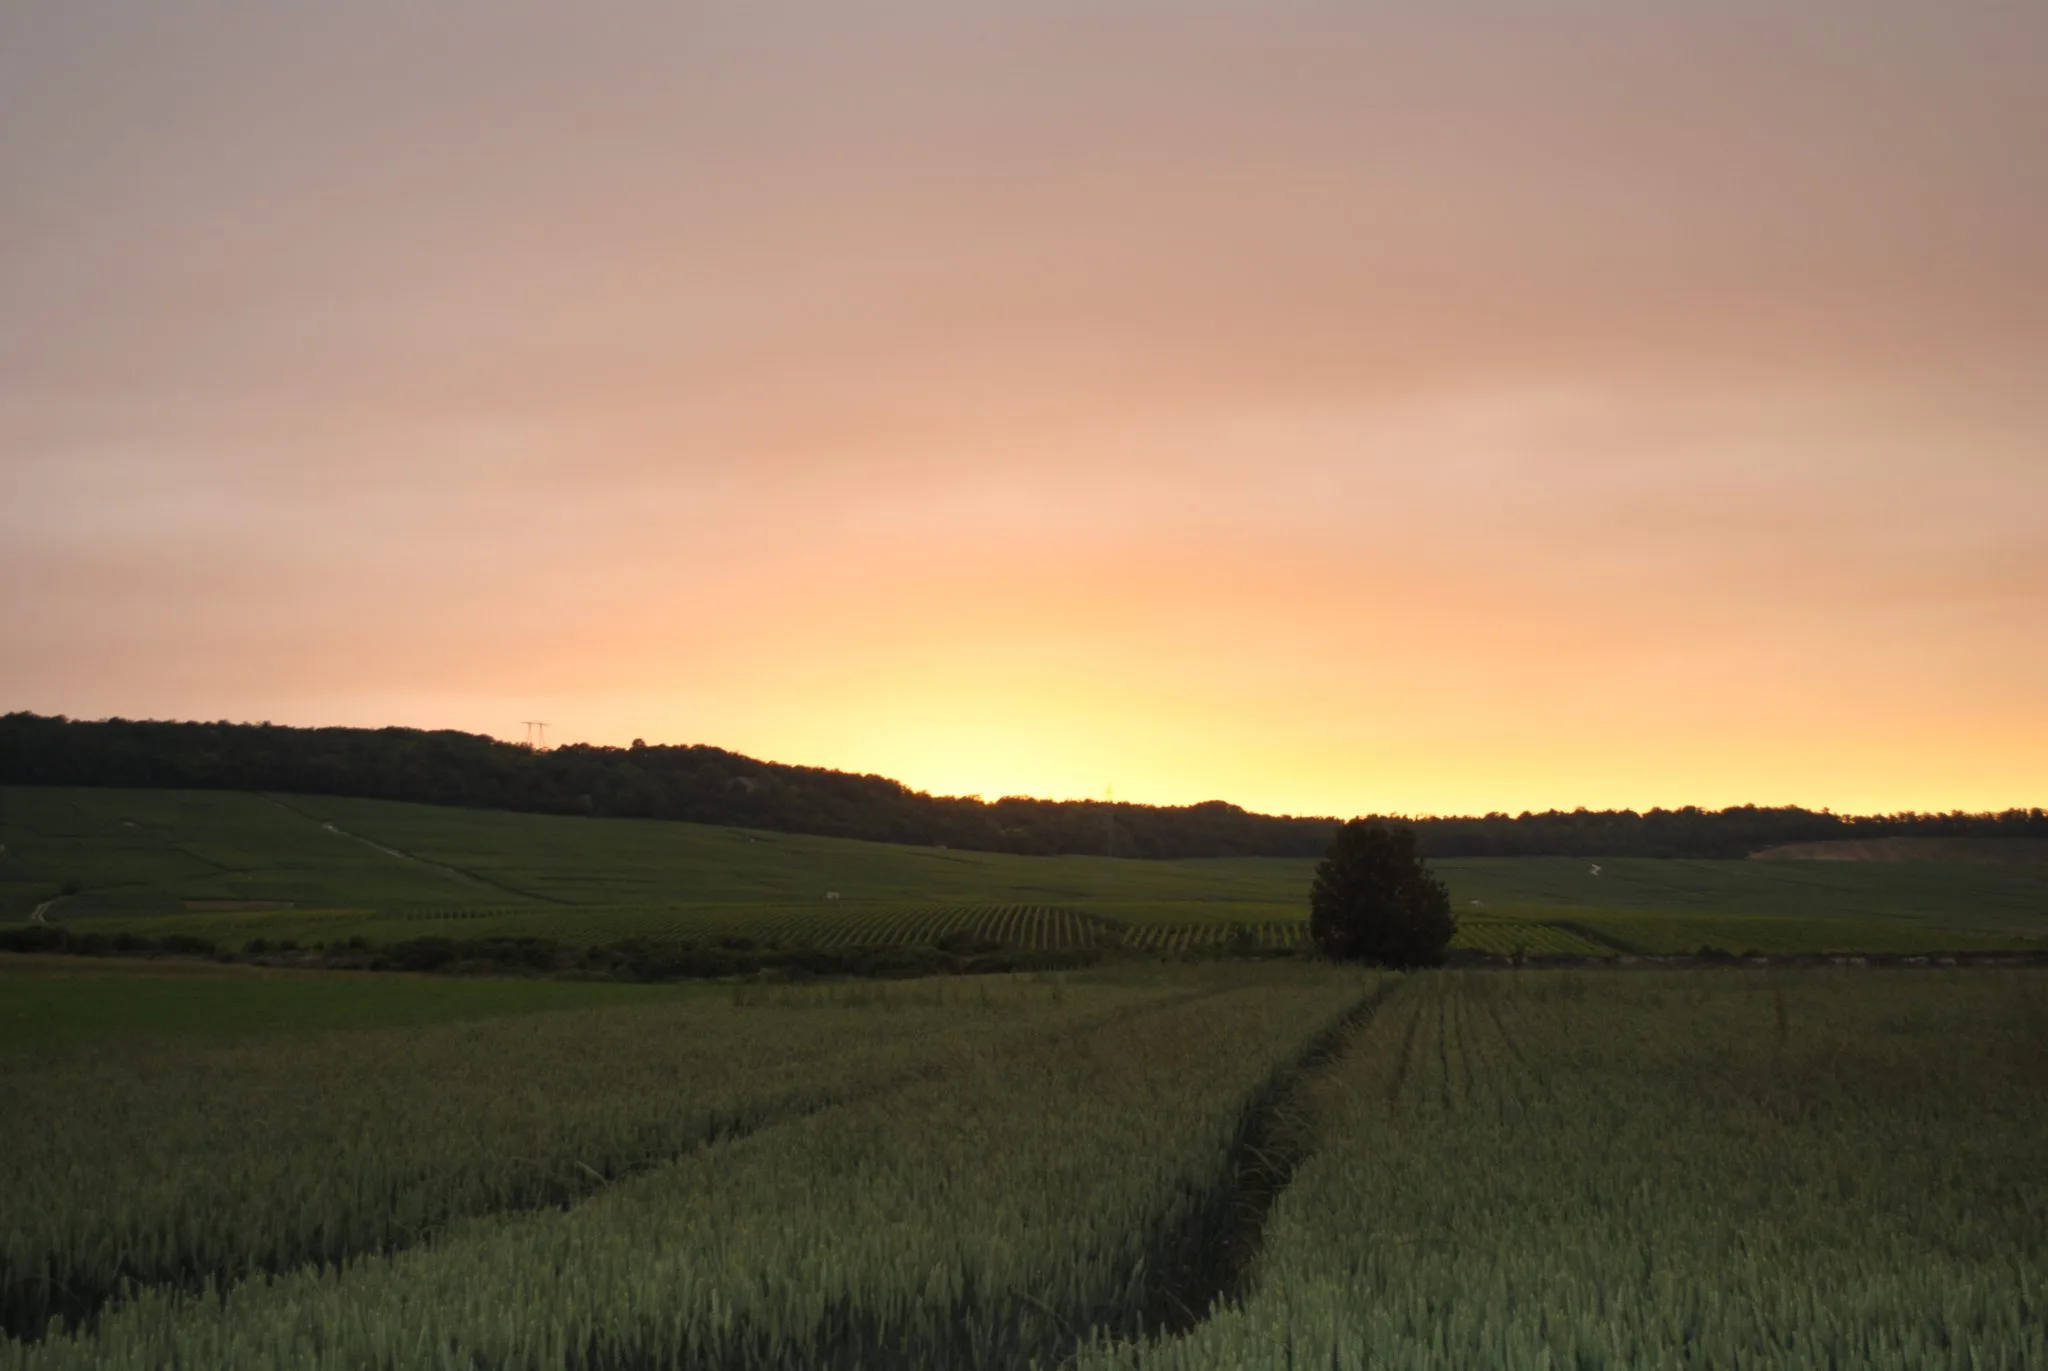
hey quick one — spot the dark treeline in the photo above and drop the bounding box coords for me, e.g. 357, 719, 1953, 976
3, 712, 2043, 859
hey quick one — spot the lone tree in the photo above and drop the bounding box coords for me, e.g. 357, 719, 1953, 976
1309, 820, 1455, 967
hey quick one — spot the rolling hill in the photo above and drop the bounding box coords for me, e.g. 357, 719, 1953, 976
5, 786, 2044, 958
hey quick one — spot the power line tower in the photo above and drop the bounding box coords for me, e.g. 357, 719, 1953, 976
522, 721, 549, 750
1104, 784, 1115, 859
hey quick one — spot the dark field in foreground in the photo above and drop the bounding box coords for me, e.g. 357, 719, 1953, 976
1, 963, 2040, 1369
4, 786, 2045, 957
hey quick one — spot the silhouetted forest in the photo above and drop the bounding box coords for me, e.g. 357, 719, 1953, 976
3, 713, 2043, 859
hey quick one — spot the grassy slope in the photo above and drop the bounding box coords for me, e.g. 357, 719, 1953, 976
0, 787, 1307, 916
1438, 854, 2048, 925
3, 787, 2044, 953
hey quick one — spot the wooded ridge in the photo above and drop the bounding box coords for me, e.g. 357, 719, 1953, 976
4, 712, 2041, 859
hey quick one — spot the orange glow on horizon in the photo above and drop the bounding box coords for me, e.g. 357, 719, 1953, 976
3, 5, 2043, 817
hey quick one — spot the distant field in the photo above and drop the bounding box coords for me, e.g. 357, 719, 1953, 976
4, 787, 2044, 957
1432, 854, 2048, 931
0, 787, 1308, 915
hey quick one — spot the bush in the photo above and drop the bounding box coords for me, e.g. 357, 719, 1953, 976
460, 937, 566, 972
0, 925, 69, 955
380, 938, 459, 972
1308, 820, 1455, 968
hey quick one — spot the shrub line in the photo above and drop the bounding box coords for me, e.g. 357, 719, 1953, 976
4, 924, 2042, 981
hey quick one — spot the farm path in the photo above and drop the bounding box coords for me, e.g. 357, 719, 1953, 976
314, 818, 496, 891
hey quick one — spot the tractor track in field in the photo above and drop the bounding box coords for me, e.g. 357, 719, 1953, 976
515, 982, 1377, 1371
2, 1060, 944, 1345
1137, 977, 1407, 1344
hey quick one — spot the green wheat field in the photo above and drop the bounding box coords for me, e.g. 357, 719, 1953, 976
0, 959, 2040, 1368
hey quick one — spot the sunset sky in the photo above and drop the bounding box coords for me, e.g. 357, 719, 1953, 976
4, 2, 2044, 817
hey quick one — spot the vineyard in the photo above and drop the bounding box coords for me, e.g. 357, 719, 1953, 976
735, 903, 1113, 950
51, 902, 1134, 953
1117, 919, 1307, 952
1444, 918, 1616, 956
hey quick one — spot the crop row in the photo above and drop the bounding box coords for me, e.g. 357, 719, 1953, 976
330, 904, 1124, 951
9, 971, 1372, 1371
423, 904, 1136, 952
1448, 919, 1614, 956
740, 903, 1115, 950
1119, 919, 1619, 958
1117, 921, 1308, 952
1080, 970, 2048, 1369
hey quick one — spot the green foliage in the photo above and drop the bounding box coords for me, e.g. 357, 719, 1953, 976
1309, 821, 1455, 967
1078, 970, 2048, 1370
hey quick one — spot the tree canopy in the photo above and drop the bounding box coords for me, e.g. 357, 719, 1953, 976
1309, 821, 1456, 968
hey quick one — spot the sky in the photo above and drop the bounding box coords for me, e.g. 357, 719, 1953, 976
3, 1, 2045, 818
